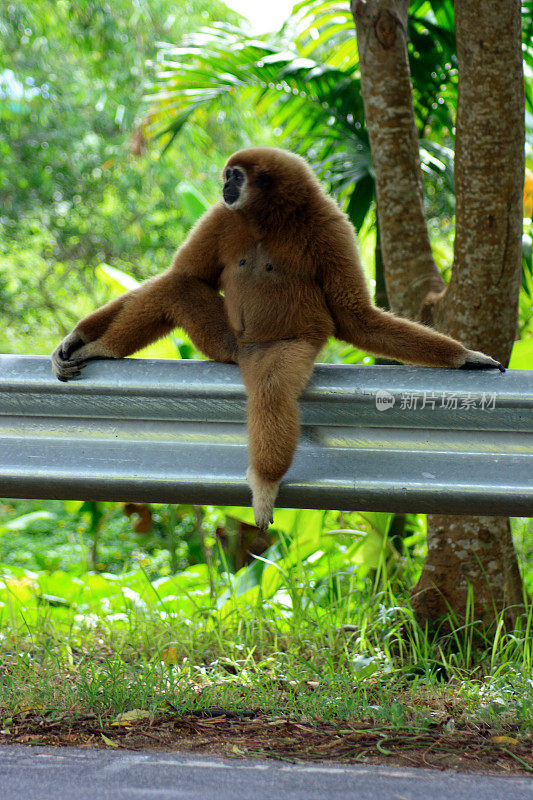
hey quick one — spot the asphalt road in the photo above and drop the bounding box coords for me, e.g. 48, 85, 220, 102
1, 745, 532, 800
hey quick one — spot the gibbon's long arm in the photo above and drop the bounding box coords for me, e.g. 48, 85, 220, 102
320, 248, 504, 371
52, 205, 237, 381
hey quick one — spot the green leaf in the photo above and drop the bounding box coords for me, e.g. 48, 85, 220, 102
216, 509, 330, 609
5, 511, 56, 531
346, 173, 374, 233
360, 512, 394, 538
509, 338, 533, 369
63, 500, 85, 514
134, 338, 181, 360
176, 181, 210, 225
96, 263, 140, 292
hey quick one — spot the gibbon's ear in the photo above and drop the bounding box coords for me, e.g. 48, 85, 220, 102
256, 171, 272, 192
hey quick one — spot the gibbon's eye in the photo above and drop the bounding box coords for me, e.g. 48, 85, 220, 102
233, 169, 245, 186
224, 168, 232, 181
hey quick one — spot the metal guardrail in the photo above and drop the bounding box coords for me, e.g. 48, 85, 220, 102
0, 354, 532, 515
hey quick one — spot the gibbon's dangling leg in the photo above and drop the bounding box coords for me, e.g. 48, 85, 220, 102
238, 339, 321, 530
333, 305, 505, 371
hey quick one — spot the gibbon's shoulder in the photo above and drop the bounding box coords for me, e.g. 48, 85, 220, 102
185, 201, 233, 237
184, 201, 251, 257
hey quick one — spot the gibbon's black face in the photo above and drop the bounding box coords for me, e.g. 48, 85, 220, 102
222, 166, 247, 209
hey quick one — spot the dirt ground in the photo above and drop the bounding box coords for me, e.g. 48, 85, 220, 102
1, 706, 532, 775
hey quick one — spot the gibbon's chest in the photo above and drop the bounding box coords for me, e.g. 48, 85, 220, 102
220, 242, 280, 292
219, 242, 333, 343
220, 243, 286, 337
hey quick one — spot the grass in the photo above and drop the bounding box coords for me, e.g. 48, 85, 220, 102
1, 556, 532, 725
0, 504, 532, 771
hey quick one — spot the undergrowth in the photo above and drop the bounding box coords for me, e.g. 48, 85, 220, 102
1, 513, 532, 733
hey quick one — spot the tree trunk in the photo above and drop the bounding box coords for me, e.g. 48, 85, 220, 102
412, 516, 524, 630
352, 0, 445, 320
433, 2, 524, 362
416, 0, 525, 629
352, 0, 525, 628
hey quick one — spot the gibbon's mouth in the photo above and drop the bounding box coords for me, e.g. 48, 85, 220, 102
223, 186, 240, 205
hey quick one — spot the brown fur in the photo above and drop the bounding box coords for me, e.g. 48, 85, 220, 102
51, 147, 503, 528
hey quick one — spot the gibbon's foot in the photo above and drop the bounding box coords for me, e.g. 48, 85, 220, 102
246, 466, 279, 531
459, 349, 506, 373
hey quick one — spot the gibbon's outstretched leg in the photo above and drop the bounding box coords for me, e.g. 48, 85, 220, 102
52, 203, 238, 381
334, 305, 505, 371
52, 272, 237, 381
238, 339, 321, 530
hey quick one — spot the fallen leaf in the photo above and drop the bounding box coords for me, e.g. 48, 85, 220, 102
492, 736, 519, 745
18, 735, 44, 744
111, 709, 152, 726
101, 734, 119, 747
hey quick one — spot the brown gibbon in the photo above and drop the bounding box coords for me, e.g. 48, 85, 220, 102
52, 147, 504, 529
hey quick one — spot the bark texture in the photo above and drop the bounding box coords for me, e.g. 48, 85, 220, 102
411, 516, 524, 630
432, 2, 525, 361
352, 0, 525, 628
352, 0, 444, 319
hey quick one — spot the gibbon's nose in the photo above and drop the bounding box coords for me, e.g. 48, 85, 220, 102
223, 183, 240, 205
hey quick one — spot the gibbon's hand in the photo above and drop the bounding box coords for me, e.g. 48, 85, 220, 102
460, 349, 506, 372
51, 331, 106, 381
51, 331, 85, 381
